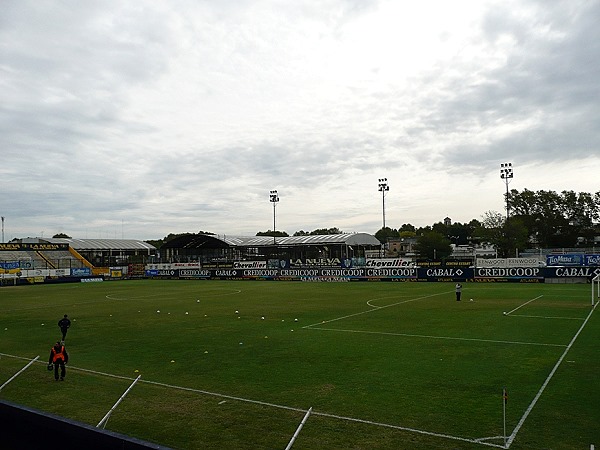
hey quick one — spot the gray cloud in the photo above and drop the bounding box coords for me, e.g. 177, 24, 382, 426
1, 0, 599, 240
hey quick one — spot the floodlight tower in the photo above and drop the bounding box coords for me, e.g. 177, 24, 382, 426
378, 178, 389, 229
269, 189, 279, 245
1, 216, 4, 243
500, 163, 514, 222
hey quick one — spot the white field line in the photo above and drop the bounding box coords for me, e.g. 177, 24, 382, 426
313, 410, 504, 449
305, 327, 566, 348
509, 314, 584, 321
0, 352, 503, 448
0, 355, 39, 392
303, 291, 452, 329
505, 295, 543, 316
366, 295, 413, 308
506, 299, 599, 448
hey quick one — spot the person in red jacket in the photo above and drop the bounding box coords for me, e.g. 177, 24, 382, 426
48, 341, 69, 381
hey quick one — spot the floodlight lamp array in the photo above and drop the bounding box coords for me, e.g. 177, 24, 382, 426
269, 190, 279, 203
500, 162, 513, 179
378, 178, 389, 191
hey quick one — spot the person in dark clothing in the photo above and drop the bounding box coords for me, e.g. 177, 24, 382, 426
455, 283, 462, 301
58, 314, 71, 341
48, 341, 69, 381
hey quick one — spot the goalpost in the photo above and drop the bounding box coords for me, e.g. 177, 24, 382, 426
593, 273, 600, 306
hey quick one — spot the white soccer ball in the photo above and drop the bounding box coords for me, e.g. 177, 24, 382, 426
503, 312, 507, 315
470, 299, 473, 302
185, 312, 189, 315
261, 316, 265, 320
294, 318, 298, 322
235, 310, 239, 314
156, 310, 160, 313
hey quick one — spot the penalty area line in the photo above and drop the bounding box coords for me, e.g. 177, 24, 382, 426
509, 314, 584, 321
0, 352, 504, 448
305, 327, 566, 347
505, 295, 543, 316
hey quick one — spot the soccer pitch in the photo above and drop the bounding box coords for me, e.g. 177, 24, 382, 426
1, 280, 598, 449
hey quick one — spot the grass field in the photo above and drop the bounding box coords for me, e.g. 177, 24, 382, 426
0, 280, 598, 449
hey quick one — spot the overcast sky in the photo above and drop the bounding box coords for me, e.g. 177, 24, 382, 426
2, 0, 599, 241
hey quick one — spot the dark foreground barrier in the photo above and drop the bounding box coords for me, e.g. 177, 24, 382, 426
0, 399, 171, 450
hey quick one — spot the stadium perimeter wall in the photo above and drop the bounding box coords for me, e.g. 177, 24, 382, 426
0, 399, 170, 450
2, 260, 598, 285
142, 266, 598, 283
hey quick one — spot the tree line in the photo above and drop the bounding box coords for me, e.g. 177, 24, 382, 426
375, 189, 600, 259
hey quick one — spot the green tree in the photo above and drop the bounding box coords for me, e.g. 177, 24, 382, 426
52, 233, 71, 238
480, 211, 528, 257
309, 227, 342, 235
374, 227, 399, 244
256, 230, 289, 237
509, 189, 600, 247
414, 231, 452, 260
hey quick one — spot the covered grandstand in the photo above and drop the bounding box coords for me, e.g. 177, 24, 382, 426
160, 233, 382, 264
3, 234, 381, 268
2, 238, 157, 268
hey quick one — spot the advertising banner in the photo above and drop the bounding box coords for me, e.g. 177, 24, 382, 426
474, 267, 543, 280
71, 268, 92, 277
546, 254, 585, 266
49, 269, 70, 277
179, 269, 211, 278
584, 255, 600, 266
365, 258, 415, 268
417, 260, 472, 267
287, 258, 350, 268
476, 258, 540, 268
0, 243, 69, 251
22, 269, 50, 277
233, 261, 267, 269
544, 266, 600, 280
419, 267, 474, 281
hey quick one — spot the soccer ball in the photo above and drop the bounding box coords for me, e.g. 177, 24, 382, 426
503, 312, 507, 315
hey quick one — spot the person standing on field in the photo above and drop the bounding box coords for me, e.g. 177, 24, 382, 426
455, 283, 462, 301
58, 314, 71, 342
48, 341, 69, 381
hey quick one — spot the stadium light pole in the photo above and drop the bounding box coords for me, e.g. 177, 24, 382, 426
378, 178, 389, 229
1, 216, 4, 243
500, 163, 513, 223
269, 190, 279, 245
500, 162, 514, 258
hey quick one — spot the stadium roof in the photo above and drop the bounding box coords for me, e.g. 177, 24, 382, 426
222, 233, 381, 247
43, 238, 156, 251
161, 233, 381, 249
